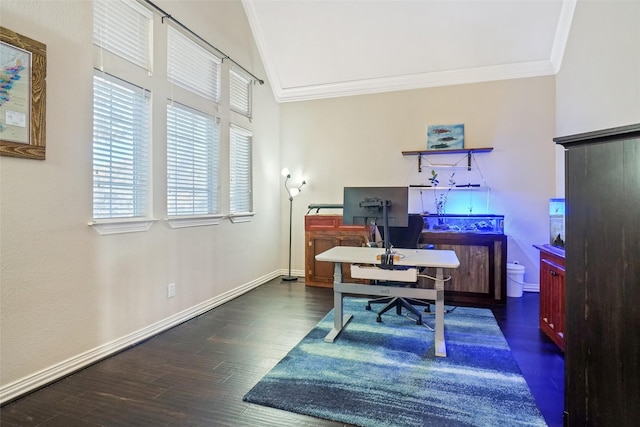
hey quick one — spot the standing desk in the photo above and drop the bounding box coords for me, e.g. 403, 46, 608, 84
315, 246, 460, 357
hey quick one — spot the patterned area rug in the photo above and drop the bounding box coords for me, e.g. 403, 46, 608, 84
243, 297, 547, 427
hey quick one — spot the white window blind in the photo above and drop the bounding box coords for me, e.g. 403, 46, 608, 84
167, 102, 220, 216
167, 26, 221, 102
93, 72, 150, 219
230, 67, 252, 118
229, 124, 253, 213
93, 0, 153, 71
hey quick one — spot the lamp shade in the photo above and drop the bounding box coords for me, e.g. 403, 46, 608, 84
289, 187, 300, 198
281, 168, 290, 178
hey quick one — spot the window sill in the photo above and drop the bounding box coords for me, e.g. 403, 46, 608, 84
228, 212, 256, 223
166, 215, 224, 229
90, 218, 158, 235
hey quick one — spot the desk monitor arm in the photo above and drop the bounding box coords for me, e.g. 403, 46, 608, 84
359, 198, 395, 269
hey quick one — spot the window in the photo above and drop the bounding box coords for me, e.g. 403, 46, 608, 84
230, 67, 252, 118
229, 124, 253, 214
91, 1, 258, 230
93, 72, 150, 220
167, 26, 221, 102
93, 0, 153, 70
167, 102, 220, 217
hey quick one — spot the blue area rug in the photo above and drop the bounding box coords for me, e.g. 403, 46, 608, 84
243, 297, 546, 426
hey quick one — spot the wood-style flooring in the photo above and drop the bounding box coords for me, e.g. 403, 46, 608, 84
1, 278, 564, 427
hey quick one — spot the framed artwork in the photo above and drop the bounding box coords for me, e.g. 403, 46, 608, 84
0, 26, 47, 160
427, 124, 464, 150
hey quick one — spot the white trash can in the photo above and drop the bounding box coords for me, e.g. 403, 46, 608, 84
506, 263, 525, 297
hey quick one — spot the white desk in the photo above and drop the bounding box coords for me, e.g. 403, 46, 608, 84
315, 246, 460, 357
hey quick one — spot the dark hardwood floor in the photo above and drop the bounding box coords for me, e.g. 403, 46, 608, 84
492, 293, 565, 427
1, 279, 564, 427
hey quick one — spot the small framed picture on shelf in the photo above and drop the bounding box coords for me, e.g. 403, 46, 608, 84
427, 124, 464, 150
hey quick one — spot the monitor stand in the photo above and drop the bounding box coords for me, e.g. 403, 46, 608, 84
379, 202, 396, 269
360, 198, 395, 269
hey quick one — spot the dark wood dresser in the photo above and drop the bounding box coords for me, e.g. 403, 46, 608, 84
555, 123, 640, 426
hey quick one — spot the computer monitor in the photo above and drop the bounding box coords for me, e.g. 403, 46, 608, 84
343, 187, 409, 258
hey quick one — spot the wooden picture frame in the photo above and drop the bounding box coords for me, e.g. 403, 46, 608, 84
0, 27, 46, 160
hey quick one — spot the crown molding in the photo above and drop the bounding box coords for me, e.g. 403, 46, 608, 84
243, 0, 575, 103
551, 0, 577, 73
272, 60, 557, 103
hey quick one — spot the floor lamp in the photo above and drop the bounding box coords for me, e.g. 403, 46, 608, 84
282, 168, 306, 282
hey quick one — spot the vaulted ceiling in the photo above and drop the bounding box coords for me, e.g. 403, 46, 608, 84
242, 0, 576, 102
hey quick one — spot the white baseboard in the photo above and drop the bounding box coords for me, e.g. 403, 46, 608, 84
523, 282, 540, 293
0, 270, 281, 404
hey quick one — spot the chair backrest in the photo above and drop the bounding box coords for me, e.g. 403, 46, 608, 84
381, 214, 424, 249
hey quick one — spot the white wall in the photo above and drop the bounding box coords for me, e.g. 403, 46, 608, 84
554, 0, 640, 195
281, 77, 557, 286
557, 0, 640, 135
0, 0, 280, 399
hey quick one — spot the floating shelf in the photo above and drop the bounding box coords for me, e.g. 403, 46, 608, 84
402, 147, 494, 172
409, 186, 489, 190
402, 147, 494, 156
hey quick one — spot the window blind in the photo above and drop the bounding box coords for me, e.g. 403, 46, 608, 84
230, 67, 252, 118
167, 26, 221, 102
93, 0, 153, 71
93, 72, 150, 219
229, 124, 253, 213
167, 102, 219, 216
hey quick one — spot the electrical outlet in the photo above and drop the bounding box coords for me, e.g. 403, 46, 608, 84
167, 283, 176, 298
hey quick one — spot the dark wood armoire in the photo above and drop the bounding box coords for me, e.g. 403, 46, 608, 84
555, 124, 640, 426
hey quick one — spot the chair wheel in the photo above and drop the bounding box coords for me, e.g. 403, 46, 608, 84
365, 305, 371, 310
376, 316, 382, 323
423, 307, 431, 313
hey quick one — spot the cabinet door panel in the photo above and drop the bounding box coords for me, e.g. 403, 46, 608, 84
436, 244, 489, 293
551, 264, 565, 343
538, 250, 565, 351
339, 235, 366, 248
338, 235, 366, 283
539, 260, 553, 329
419, 232, 506, 306
308, 236, 337, 284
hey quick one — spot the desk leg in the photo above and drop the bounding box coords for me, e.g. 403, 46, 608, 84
325, 262, 353, 343
434, 267, 447, 357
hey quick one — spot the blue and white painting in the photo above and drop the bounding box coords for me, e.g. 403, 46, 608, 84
427, 124, 465, 150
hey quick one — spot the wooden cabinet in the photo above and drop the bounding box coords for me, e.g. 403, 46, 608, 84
305, 215, 369, 288
555, 124, 640, 426
419, 232, 507, 307
535, 244, 565, 351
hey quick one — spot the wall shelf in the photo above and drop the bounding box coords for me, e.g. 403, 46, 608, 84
409, 185, 489, 190
402, 147, 494, 172
402, 147, 494, 156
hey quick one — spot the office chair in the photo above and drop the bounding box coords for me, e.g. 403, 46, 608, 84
366, 213, 432, 325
